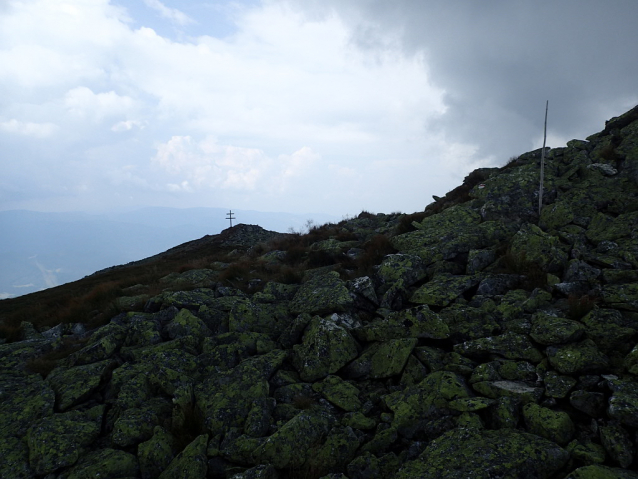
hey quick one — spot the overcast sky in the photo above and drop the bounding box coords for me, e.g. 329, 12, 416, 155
1, 0, 637, 217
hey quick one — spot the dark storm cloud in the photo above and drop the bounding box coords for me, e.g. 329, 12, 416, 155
288, 0, 638, 161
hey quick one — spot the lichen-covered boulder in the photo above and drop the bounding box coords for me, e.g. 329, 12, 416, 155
395, 428, 569, 479
344, 338, 417, 380
229, 299, 291, 337
530, 313, 585, 345
26, 407, 102, 475
602, 282, 638, 311
392, 206, 485, 261
0, 435, 32, 479
509, 224, 568, 273
195, 350, 286, 435
586, 211, 638, 244
540, 201, 575, 231
543, 371, 577, 398
166, 308, 213, 340
312, 375, 362, 412
410, 274, 481, 307
472, 380, 543, 404
47, 360, 115, 411
290, 271, 354, 315
599, 422, 634, 468
546, 339, 609, 375
62, 448, 138, 479
566, 440, 606, 466
440, 305, 500, 341
522, 403, 575, 446
137, 426, 176, 479
607, 379, 638, 427
455, 332, 543, 363
352, 305, 449, 341
306, 426, 360, 472
580, 309, 636, 353
252, 409, 335, 469
565, 465, 638, 479
292, 316, 359, 382
0, 370, 55, 437
112, 398, 172, 447
158, 434, 208, 479
376, 253, 427, 287
383, 370, 471, 437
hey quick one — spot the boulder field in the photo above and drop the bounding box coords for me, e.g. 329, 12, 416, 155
3, 105, 638, 478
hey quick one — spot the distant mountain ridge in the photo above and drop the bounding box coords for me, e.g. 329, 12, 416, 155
0, 208, 338, 299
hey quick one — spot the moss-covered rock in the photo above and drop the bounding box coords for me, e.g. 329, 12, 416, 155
383, 370, 471, 437
166, 308, 213, 340
455, 331, 543, 363
352, 305, 449, 341
565, 465, 638, 479
377, 253, 427, 286
27, 407, 102, 475
395, 427, 569, 479
522, 403, 575, 446
0, 370, 55, 437
312, 375, 362, 412
195, 350, 286, 436
530, 313, 586, 345
47, 360, 115, 411
290, 271, 354, 315
546, 339, 609, 375
472, 380, 543, 404
61, 448, 138, 479
229, 299, 291, 337
158, 434, 208, 479
599, 422, 634, 469
252, 409, 335, 469
509, 223, 568, 273
112, 398, 172, 447
410, 274, 481, 307
137, 426, 176, 479
607, 379, 638, 427
292, 316, 359, 382
306, 426, 360, 472
567, 440, 606, 466
0, 435, 32, 479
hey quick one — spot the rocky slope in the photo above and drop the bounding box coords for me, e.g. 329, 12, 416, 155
2, 105, 638, 479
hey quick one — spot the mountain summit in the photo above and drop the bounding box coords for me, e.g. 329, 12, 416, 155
2, 105, 638, 478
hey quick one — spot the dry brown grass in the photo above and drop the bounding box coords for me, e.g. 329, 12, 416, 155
292, 393, 317, 410
25, 335, 90, 378
169, 392, 207, 453
568, 294, 598, 320
496, 248, 547, 290
356, 234, 397, 277
395, 211, 428, 235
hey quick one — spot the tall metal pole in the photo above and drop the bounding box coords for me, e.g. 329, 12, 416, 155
538, 101, 548, 216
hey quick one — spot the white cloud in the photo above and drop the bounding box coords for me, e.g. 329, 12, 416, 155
153, 135, 320, 193
142, 0, 194, 26
0, 119, 58, 138
0, 293, 16, 299
111, 119, 146, 132
64, 87, 135, 122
